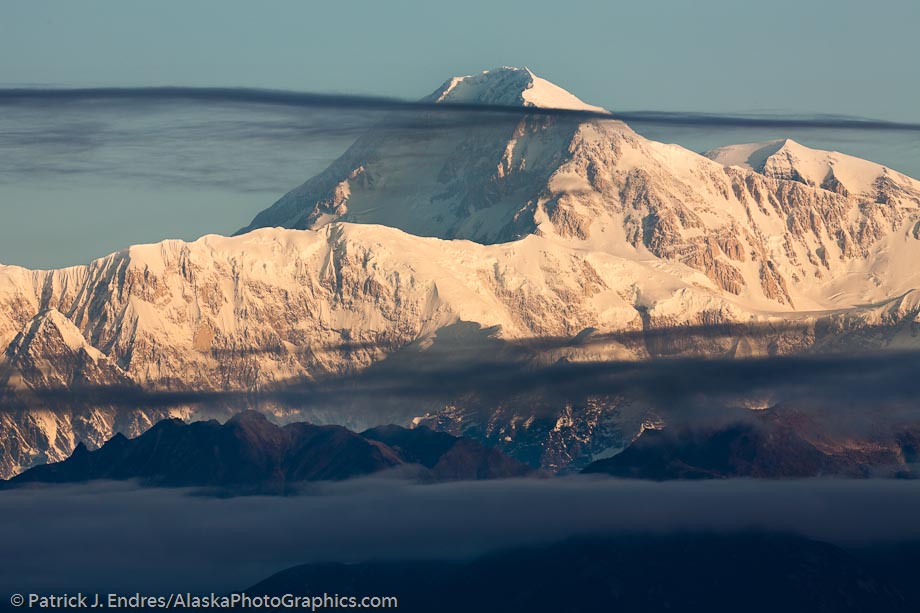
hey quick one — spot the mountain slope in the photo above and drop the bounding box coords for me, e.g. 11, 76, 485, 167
0, 308, 185, 478
0, 223, 915, 477
240, 67, 920, 311
705, 138, 920, 205
0, 223, 768, 390
237, 68, 597, 245
2, 308, 130, 390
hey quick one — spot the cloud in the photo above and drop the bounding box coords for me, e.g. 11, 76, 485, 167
0, 104, 359, 194
9, 347, 920, 435
616, 111, 920, 132
3, 87, 920, 131
3, 477, 920, 594
2, 86, 919, 196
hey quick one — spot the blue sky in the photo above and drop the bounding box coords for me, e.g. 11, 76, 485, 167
4, 0, 918, 119
1, 0, 918, 267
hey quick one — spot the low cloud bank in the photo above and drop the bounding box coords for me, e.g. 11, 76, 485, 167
11, 349, 920, 437
4, 477, 920, 593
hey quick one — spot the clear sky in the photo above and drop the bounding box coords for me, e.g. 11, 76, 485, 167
1, 0, 918, 268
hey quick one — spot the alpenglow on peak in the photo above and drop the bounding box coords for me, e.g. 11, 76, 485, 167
424, 66, 609, 113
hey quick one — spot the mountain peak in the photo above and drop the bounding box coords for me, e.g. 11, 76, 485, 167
7, 308, 105, 363
703, 139, 788, 172
228, 410, 271, 425
2, 308, 128, 390
426, 66, 608, 113
705, 138, 920, 203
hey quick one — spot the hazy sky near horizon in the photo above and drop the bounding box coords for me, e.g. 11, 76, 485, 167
2, 0, 919, 268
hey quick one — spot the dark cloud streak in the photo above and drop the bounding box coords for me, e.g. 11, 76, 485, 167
3, 86, 920, 132
3, 87, 919, 197
6, 349, 920, 435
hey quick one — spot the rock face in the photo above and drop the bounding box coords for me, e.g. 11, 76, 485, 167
0, 224, 916, 477
4, 412, 530, 489
0, 307, 188, 479
3, 309, 129, 389
1, 67, 919, 478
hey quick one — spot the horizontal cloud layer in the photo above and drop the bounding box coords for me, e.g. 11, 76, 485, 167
4, 477, 920, 593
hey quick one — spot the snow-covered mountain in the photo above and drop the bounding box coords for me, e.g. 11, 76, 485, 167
704, 138, 920, 205
242, 67, 920, 311
1, 66, 919, 477
237, 67, 606, 245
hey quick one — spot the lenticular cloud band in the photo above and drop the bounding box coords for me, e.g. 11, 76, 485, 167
2, 86, 920, 132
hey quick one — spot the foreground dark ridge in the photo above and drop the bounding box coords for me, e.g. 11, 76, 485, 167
3, 87, 920, 132
247, 533, 916, 613
2, 412, 530, 490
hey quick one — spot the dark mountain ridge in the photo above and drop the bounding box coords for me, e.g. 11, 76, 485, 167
4, 412, 531, 491
247, 533, 914, 613
583, 415, 920, 479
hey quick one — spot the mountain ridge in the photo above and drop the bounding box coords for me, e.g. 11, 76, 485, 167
4, 411, 531, 490
704, 138, 920, 205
